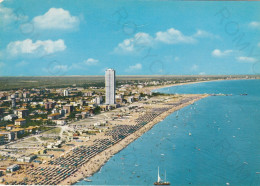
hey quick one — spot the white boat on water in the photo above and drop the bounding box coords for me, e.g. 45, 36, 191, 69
154, 167, 170, 185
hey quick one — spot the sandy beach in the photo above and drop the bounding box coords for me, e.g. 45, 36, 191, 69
58, 94, 208, 185
1, 80, 219, 185
142, 79, 230, 93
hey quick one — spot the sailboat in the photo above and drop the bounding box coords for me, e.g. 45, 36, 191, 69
154, 167, 170, 185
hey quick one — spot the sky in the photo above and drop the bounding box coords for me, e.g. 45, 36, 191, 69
0, 0, 260, 76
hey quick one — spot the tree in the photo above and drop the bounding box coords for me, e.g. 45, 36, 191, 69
93, 106, 101, 115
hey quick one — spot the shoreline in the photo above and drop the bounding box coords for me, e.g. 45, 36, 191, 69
59, 94, 209, 185
146, 78, 249, 92
1, 78, 248, 185
61, 78, 248, 185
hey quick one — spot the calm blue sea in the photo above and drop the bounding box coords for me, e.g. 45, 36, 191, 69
76, 79, 260, 186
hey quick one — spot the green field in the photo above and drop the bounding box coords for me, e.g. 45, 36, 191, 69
0, 75, 259, 91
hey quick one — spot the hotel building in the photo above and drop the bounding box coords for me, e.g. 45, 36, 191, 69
105, 69, 116, 105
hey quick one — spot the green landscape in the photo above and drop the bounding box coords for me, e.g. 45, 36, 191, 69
1, 75, 259, 90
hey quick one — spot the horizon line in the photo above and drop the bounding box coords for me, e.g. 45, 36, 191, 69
0, 74, 259, 78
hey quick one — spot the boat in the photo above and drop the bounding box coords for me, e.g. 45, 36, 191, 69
84, 178, 92, 182
154, 167, 170, 185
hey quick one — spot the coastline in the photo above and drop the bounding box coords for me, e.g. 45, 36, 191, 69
60, 78, 246, 185
1, 78, 249, 185
146, 78, 253, 93
146, 79, 232, 92
59, 94, 209, 185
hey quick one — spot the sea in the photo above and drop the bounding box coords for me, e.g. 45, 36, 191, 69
76, 79, 260, 186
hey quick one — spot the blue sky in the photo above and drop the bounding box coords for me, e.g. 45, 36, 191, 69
0, 0, 260, 76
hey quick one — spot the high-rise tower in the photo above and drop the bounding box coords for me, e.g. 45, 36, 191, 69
11, 94, 16, 108
63, 89, 69, 96
105, 69, 115, 105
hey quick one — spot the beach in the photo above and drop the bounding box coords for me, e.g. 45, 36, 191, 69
58, 94, 208, 185
142, 79, 231, 93
4, 79, 250, 185
1, 81, 216, 185
1, 81, 214, 185
80, 79, 260, 185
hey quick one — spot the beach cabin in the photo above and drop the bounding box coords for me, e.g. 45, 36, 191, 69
6, 164, 20, 172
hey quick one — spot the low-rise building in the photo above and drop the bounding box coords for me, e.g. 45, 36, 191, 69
25, 126, 39, 134
23, 92, 29, 98
115, 97, 123, 104
6, 124, 14, 130
0, 134, 5, 145
63, 105, 73, 113
81, 111, 90, 119
16, 108, 29, 118
45, 102, 55, 110
127, 96, 134, 103
92, 96, 103, 105
47, 113, 60, 120
0, 131, 15, 142
53, 120, 67, 125
24, 154, 37, 163
59, 109, 67, 116
17, 157, 25, 162
15, 118, 26, 126
3, 114, 17, 121
11, 128, 25, 139
84, 92, 93, 96
6, 164, 20, 172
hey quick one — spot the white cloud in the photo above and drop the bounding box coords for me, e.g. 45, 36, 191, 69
199, 72, 206, 75
249, 21, 260, 29
33, 8, 79, 30
54, 58, 99, 72
211, 49, 233, 57
236, 56, 257, 63
7, 39, 66, 56
155, 28, 196, 44
126, 63, 142, 72
114, 32, 153, 54
0, 5, 28, 27
191, 64, 198, 71
114, 28, 217, 55
84, 58, 99, 65
114, 28, 195, 54
69, 58, 99, 70
193, 29, 219, 39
